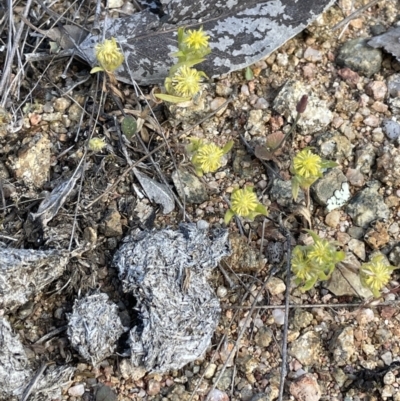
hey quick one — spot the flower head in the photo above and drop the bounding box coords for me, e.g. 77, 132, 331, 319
93, 38, 124, 72
293, 148, 323, 178
192, 143, 224, 174
224, 186, 268, 224
184, 27, 210, 50
171, 65, 202, 97
189, 139, 233, 176
89, 137, 106, 152
360, 254, 396, 298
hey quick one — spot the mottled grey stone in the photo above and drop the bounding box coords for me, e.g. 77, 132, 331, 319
330, 327, 355, 366
289, 331, 321, 366
355, 143, 376, 174
336, 38, 383, 77
389, 244, 400, 267
255, 326, 273, 347
311, 169, 350, 212
269, 179, 305, 207
172, 168, 209, 204
313, 132, 353, 162
292, 309, 313, 330
346, 183, 390, 228
273, 80, 333, 134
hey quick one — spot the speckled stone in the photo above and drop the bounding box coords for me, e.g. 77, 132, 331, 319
346, 182, 390, 228
336, 38, 383, 77
289, 331, 321, 366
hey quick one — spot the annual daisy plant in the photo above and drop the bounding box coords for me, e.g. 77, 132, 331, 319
156, 26, 211, 103
224, 186, 268, 225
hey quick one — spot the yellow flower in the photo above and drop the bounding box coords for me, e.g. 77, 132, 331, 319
307, 238, 332, 265
224, 186, 268, 224
184, 27, 210, 50
171, 65, 202, 97
192, 143, 224, 174
360, 254, 396, 298
89, 137, 106, 152
93, 38, 124, 72
293, 148, 322, 178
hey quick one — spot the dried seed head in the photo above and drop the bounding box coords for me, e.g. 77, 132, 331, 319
296, 95, 308, 114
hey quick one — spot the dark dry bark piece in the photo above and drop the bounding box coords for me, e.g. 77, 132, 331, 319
113, 222, 231, 372
67, 293, 126, 366
78, 0, 335, 85
0, 247, 69, 311
0, 317, 32, 401
368, 26, 400, 61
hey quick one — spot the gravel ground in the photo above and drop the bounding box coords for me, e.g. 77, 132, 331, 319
1, 1, 400, 401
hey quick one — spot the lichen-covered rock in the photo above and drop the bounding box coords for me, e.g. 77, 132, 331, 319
311, 169, 350, 212
78, 0, 335, 85
113, 222, 231, 372
273, 80, 333, 134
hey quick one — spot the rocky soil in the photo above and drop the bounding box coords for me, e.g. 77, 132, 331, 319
1, 1, 400, 401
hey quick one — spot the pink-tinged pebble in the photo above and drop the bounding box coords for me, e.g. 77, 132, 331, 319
337, 67, 359, 86
290, 374, 321, 401
207, 389, 229, 401
68, 384, 85, 397
365, 81, 387, 100
371, 101, 388, 113
363, 115, 380, 127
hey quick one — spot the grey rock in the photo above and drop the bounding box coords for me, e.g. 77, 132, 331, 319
172, 168, 209, 204
289, 331, 321, 366
336, 38, 383, 77
292, 309, 314, 330
255, 326, 273, 347
347, 226, 364, 239
387, 73, 400, 98
313, 132, 353, 162
119, 360, 146, 380
330, 327, 354, 366
270, 179, 305, 208
311, 169, 350, 212
355, 143, 376, 174
389, 244, 400, 267
388, 97, 400, 116
273, 80, 333, 134
348, 238, 366, 261
346, 183, 390, 228
96, 385, 117, 401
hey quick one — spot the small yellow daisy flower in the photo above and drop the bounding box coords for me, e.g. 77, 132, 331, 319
292, 148, 322, 178
184, 27, 210, 50
224, 186, 268, 224
360, 254, 396, 298
307, 239, 332, 265
171, 65, 202, 97
94, 38, 124, 72
88, 137, 106, 152
192, 143, 224, 174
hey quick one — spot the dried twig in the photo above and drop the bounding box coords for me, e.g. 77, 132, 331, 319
277, 216, 292, 401
332, 0, 381, 31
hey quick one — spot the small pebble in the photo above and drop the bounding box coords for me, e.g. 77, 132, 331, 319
68, 384, 85, 397
217, 286, 228, 298
272, 309, 285, 325
204, 363, 217, 379
325, 210, 341, 228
